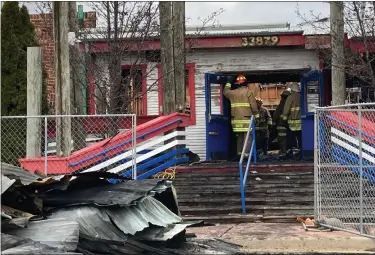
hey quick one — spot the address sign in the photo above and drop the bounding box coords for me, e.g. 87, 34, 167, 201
241, 36, 280, 47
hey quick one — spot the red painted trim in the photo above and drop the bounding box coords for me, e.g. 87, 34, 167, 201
81, 35, 375, 54
88, 63, 95, 115
156, 63, 196, 126
186, 63, 196, 125
80, 34, 307, 53
121, 64, 148, 116
19, 113, 190, 174
349, 39, 375, 53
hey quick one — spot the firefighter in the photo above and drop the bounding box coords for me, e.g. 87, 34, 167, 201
248, 83, 261, 98
255, 97, 272, 158
224, 75, 260, 158
280, 83, 302, 160
273, 89, 291, 160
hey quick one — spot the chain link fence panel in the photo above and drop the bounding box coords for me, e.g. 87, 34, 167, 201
315, 103, 375, 238
1, 114, 137, 178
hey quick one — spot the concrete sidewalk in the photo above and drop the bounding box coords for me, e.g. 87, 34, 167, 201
187, 223, 375, 254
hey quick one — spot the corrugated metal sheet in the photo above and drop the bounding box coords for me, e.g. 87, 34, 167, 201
1, 233, 81, 255
49, 206, 128, 242
299, 21, 331, 35
77, 235, 171, 255
1, 205, 35, 228
80, 23, 303, 40
186, 28, 303, 37
1, 163, 43, 185
1, 175, 15, 194
4, 218, 80, 252
105, 196, 181, 235
41, 179, 172, 207
134, 223, 190, 241
49, 196, 182, 238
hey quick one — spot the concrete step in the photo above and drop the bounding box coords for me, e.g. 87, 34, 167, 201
175, 171, 314, 179
176, 188, 314, 195
182, 215, 311, 224
178, 197, 314, 207
176, 183, 315, 189
179, 205, 314, 217
173, 168, 316, 222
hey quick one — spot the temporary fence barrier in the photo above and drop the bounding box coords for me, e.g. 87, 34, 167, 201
315, 103, 375, 238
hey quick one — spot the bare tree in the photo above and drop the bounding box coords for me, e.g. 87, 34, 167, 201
31, 1, 224, 115
297, 2, 375, 89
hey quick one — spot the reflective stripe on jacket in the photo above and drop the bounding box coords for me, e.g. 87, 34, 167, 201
224, 83, 259, 132
281, 92, 301, 131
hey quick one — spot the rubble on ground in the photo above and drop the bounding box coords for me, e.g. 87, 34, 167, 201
1, 163, 242, 255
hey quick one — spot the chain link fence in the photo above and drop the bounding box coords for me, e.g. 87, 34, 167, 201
315, 103, 375, 238
1, 114, 137, 178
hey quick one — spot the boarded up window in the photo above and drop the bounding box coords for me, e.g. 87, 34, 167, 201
121, 69, 143, 115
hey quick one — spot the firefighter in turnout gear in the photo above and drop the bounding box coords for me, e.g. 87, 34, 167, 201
273, 89, 291, 160
223, 74, 259, 158
280, 83, 302, 160
255, 98, 272, 158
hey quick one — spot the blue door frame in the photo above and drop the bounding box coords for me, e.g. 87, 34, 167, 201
205, 73, 231, 161
300, 69, 324, 160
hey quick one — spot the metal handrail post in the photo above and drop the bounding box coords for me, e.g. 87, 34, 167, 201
252, 120, 257, 164
239, 116, 255, 214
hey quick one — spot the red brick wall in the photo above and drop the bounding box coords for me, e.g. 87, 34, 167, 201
29, 11, 96, 112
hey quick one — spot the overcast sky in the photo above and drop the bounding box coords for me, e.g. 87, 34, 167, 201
23, 1, 330, 26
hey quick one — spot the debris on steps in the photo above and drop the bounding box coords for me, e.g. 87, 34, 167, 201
173, 168, 315, 223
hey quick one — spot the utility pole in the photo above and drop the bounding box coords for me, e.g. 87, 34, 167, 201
172, 2, 186, 112
69, 1, 86, 151
159, 1, 175, 115
330, 1, 346, 105
26, 47, 42, 158
53, 1, 72, 156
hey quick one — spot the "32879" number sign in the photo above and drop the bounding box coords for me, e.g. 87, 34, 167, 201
241, 36, 280, 47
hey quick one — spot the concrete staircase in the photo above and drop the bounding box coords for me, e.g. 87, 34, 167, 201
173, 167, 314, 223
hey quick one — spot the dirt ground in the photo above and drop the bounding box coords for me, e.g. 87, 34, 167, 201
187, 223, 375, 254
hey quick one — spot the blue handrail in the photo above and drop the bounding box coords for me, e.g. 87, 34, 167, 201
238, 116, 257, 214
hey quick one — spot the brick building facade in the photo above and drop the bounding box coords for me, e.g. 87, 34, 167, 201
29, 11, 96, 112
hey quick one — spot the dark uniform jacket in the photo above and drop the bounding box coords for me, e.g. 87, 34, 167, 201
256, 105, 272, 138
273, 91, 290, 126
223, 83, 259, 132
281, 91, 301, 131
257, 106, 272, 129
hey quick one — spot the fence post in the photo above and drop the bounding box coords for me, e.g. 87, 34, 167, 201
44, 117, 48, 175
314, 110, 318, 220
132, 114, 137, 180
26, 47, 42, 158
358, 105, 363, 234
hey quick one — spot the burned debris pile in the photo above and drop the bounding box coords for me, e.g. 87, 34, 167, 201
1, 163, 241, 255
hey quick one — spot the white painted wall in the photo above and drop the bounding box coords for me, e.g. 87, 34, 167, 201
118, 48, 320, 160
185, 48, 319, 160
145, 62, 159, 116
